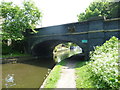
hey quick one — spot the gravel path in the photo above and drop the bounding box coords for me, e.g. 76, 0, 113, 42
56, 60, 77, 88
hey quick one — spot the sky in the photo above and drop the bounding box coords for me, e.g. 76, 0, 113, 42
1, 0, 94, 27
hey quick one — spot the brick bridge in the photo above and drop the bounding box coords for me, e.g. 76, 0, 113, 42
25, 18, 120, 60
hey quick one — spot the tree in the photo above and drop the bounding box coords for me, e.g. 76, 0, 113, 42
0, 0, 42, 40
77, 0, 120, 22
109, 1, 120, 18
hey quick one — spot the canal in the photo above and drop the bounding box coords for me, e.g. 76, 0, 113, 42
2, 43, 82, 88
2, 58, 55, 88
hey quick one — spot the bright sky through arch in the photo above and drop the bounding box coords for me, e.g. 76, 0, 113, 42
2, 0, 94, 27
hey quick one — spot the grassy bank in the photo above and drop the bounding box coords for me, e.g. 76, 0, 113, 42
75, 36, 119, 89
43, 59, 96, 88
75, 61, 96, 88
43, 59, 67, 88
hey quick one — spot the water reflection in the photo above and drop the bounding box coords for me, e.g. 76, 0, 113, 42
5, 74, 16, 88
2, 58, 55, 88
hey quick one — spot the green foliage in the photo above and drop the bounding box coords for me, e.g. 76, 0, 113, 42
0, 0, 42, 40
87, 36, 119, 88
77, 0, 120, 21
75, 61, 96, 88
2, 52, 29, 58
2, 40, 25, 55
2, 43, 12, 55
109, 2, 120, 18
44, 65, 61, 88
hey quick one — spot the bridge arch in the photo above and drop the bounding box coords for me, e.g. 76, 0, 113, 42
30, 38, 85, 58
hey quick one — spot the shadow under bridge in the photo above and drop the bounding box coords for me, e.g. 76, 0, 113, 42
32, 40, 71, 57
31, 40, 84, 59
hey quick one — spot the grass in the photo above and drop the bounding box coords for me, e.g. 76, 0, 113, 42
75, 61, 96, 88
44, 60, 96, 88
43, 59, 67, 88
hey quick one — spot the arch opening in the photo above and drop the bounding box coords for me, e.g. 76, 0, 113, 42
31, 40, 84, 63
53, 42, 84, 63
31, 40, 68, 57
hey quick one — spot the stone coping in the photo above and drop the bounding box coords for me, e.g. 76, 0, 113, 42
0, 56, 38, 64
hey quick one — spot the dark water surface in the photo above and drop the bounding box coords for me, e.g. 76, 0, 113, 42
2, 58, 55, 88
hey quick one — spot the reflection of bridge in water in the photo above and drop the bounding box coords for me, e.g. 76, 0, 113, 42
25, 17, 120, 60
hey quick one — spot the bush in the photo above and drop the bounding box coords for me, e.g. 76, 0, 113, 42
12, 40, 24, 53
2, 43, 12, 55
87, 36, 119, 88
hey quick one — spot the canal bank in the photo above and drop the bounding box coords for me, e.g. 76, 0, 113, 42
40, 59, 67, 88
1, 56, 38, 64
40, 56, 83, 88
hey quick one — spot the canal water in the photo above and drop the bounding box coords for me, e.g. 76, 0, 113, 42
2, 45, 82, 88
2, 58, 55, 88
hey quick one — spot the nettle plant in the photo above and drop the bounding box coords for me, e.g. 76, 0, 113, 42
87, 36, 119, 88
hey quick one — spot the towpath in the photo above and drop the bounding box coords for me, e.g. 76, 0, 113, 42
56, 60, 77, 88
